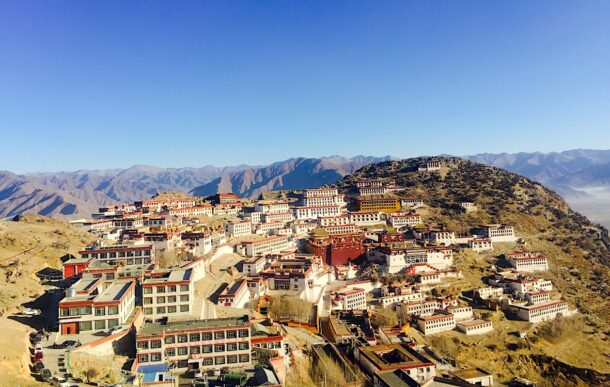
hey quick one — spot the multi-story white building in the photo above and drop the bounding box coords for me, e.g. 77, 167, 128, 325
446, 305, 473, 321
511, 301, 571, 323
136, 316, 252, 373
324, 224, 357, 235
400, 197, 424, 208
318, 215, 351, 227
525, 291, 552, 305
248, 211, 262, 225
417, 313, 456, 335
292, 221, 317, 235
456, 319, 493, 335
475, 286, 504, 300
242, 256, 266, 275
388, 213, 422, 228
379, 291, 423, 308
302, 195, 345, 207
254, 201, 290, 214
217, 279, 250, 309
331, 287, 367, 311
358, 186, 387, 196
59, 278, 136, 335
142, 268, 194, 321
241, 236, 290, 257
469, 238, 494, 253
226, 221, 253, 239
293, 205, 342, 220
256, 221, 284, 235
506, 251, 548, 272
262, 212, 294, 224
480, 224, 516, 242
303, 188, 339, 198
349, 211, 382, 226
169, 205, 213, 218
430, 231, 456, 246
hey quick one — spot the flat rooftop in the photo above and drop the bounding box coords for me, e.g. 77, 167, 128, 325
97, 280, 134, 303
143, 268, 192, 284
139, 316, 250, 336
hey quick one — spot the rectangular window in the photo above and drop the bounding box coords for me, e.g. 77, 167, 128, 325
168, 285, 177, 292
239, 329, 249, 338
177, 347, 188, 356
80, 306, 92, 315
227, 355, 238, 364
167, 296, 176, 303
239, 354, 249, 363
107, 319, 119, 329
189, 346, 200, 354
156, 297, 165, 304
180, 285, 189, 292
215, 344, 225, 352
151, 353, 162, 362
178, 335, 188, 343
138, 355, 149, 363
203, 357, 213, 366
215, 357, 225, 365
143, 298, 153, 305
137, 341, 149, 349
202, 332, 212, 341
151, 340, 162, 349
226, 330, 237, 339
190, 333, 200, 342
180, 295, 189, 302
95, 307, 106, 316
166, 348, 175, 357
168, 306, 176, 313
94, 320, 106, 330
156, 307, 166, 314
107, 306, 119, 315
238, 342, 249, 350
165, 336, 175, 344
227, 343, 237, 351
203, 345, 213, 353
79, 321, 92, 331
215, 331, 225, 340
180, 305, 189, 312
157, 286, 165, 293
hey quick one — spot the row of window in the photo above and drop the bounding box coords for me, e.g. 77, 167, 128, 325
138, 341, 250, 353
143, 305, 189, 315
143, 295, 189, 304
84, 250, 151, 259
143, 284, 189, 294
61, 305, 120, 317
77, 318, 119, 331
138, 353, 250, 365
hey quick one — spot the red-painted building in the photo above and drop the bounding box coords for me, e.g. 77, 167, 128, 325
307, 233, 366, 266
62, 258, 91, 279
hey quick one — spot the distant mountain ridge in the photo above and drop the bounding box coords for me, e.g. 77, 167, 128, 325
466, 149, 610, 228
0, 155, 394, 218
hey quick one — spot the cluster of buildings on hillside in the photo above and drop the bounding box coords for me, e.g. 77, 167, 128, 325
50, 164, 574, 386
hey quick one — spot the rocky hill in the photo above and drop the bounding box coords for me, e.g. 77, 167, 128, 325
0, 214, 96, 386
468, 149, 610, 228
338, 157, 610, 384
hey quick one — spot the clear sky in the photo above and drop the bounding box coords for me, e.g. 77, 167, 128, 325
1, 1, 610, 173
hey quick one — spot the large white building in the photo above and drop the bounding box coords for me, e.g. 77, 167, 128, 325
349, 211, 382, 226
416, 313, 456, 335
142, 268, 194, 321
456, 319, 493, 335
388, 213, 422, 229
293, 205, 342, 220
241, 236, 290, 257
506, 251, 548, 272
480, 224, 516, 242
331, 287, 367, 311
511, 301, 571, 323
226, 221, 253, 239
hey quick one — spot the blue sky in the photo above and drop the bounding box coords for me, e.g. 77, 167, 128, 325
1, 1, 610, 173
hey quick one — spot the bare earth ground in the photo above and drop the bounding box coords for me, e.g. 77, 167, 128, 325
0, 215, 95, 386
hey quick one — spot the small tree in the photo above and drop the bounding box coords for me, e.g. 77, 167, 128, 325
85, 367, 99, 383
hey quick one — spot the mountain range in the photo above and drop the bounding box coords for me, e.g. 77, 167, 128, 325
1, 149, 609, 227
0, 156, 393, 219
